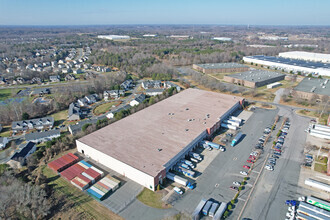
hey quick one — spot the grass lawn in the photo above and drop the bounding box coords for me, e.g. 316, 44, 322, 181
0, 88, 19, 101
136, 188, 171, 209
296, 110, 329, 125
50, 109, 68, 126
42, 165, 122, 220
314, 163, 328, 173
93, 101, 120, 115
315, 156, 328, 164
0, 125, 12, 137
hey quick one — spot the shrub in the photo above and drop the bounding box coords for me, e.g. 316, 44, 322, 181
227, 204, 232, 210
244, 177, 248, 181
223, 211, 229, 218
238, 186, 243, 191
231, 200, 235, 205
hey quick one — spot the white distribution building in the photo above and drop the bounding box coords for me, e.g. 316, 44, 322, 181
279, 51, 330, 63
76, 89, 244, 191
243, 55, 330, 76
97, 35, 130, 40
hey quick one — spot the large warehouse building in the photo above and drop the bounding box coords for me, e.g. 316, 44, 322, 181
279, 51, 330, 63
223, 70, 285, 88
293, 78, 330, 100
192, 63, 249, 74
243, 55, 330, 76
76, 89, 244, 191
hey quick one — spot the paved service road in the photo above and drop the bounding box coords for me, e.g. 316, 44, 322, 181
172, 108, 278, 219
241, 105, 310, 220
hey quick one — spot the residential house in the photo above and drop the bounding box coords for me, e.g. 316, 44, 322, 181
6, 68, 13, 73
30, 77, 42, 84
75, 64, 82, 69
26, 64, 33, 70
51, 61, 58, 67
120, 80, 133, 91
68, 103, 81, 121
0, 137, 9, 149
145, 88, 165, 96
0, 77, 6, 85
16, 77, 25, 84
68, 118, 98, 135
11, 116, 54, 133
43, 62, 51, 67
49, 75, 60, 82
164, 81, 181, 91
85, 94, 99, 104
106, 104, 131, 119
83, 63, 91, 69
73, 68, 83, 74
7, 142, 37, 168
58, 64, 65, 69
25, 129, 60, 143
129, 93, 146, 106
103, 90, 125, 100
65, 74, 75, 81
62, 68, 72, 74
77, 97, 86, 107
141, 80, 162, 89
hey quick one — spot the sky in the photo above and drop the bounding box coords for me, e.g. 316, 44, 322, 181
0, 0, 329, 26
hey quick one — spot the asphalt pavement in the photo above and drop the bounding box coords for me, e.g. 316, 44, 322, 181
172, 107, 279, 219
241, 105, 310, 220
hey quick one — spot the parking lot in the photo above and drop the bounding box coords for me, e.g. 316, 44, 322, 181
172, 107, 279, 219
240, 105, 311, 220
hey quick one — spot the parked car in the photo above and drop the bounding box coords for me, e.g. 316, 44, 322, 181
247, 160, 254, 164
173, 187, 183, 194
233, 181, 241, 186
240, 171, 248, 176
229, 186, 238, 191
249, 155, 256, 160
243, 165, 250, 169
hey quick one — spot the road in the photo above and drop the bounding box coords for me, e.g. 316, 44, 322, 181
240, 105, 310, 220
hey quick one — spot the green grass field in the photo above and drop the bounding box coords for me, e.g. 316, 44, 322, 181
136, 188, 170, 209
93, 101, 119, 115
0, 88, 19, 101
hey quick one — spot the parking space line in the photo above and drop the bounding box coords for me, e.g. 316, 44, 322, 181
252, 170, 260, 174
238, 197, 246, 202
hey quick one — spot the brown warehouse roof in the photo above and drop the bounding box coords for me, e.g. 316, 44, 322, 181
78, 89, 242, 177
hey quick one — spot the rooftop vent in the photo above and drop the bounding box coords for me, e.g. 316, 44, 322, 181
185, 129, 189, 131
158, 148, 162, 152
185, 108, 189, 110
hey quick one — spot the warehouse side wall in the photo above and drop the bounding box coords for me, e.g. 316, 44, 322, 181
76, 140, 157, 191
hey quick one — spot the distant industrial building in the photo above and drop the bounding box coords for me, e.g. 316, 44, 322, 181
259, 36, 288, 41
279, 51, 330, 63
97, 35, 130, 40
223, 70, 285, 88
192, 63, 249, 74
243, 55, 330, 76
293, 78, 330, 100
76, 89, 244, 191
213, 37, 232, 41
143, 34, 157, 37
